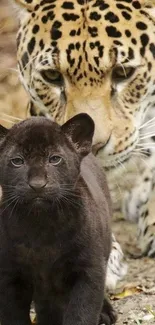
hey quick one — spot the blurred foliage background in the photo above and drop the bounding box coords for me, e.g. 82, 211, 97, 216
0, 0, 28, 127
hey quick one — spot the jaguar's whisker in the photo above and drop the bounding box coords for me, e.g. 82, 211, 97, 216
139, 116, 155, 130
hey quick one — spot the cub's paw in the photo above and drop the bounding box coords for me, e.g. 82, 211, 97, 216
99, 297, 117, 325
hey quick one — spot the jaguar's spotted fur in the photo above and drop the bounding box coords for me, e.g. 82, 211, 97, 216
12, 0, 155, 286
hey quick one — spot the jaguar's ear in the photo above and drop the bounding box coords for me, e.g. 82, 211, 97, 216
140, 0, 155, 18
12, 0, 36, 13
61, 113, 95, 159
0, 125, 8, 140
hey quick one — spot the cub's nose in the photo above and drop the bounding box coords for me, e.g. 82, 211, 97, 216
29, 177, 47, 192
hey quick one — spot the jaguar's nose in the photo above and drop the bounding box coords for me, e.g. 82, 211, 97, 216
92, 136, 111, 156
29, 177, 47, 192
92, 142, 104, 156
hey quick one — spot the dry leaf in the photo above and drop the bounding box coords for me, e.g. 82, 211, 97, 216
110, 286, 143, 300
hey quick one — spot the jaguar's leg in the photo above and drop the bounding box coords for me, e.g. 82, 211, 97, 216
123, 169, 153, 223
105, 234, 128, 291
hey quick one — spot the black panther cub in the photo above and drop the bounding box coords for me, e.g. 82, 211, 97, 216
0, 114, 116, 325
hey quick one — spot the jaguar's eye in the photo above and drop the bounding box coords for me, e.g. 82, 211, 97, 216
49, 155, 62, 166
40, 69, 63, 85
10, 157, 24, 167
112, 66, 136, 83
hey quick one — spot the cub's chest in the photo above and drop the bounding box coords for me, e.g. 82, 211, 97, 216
16, 243, 76, 294
16, 243, 65, 269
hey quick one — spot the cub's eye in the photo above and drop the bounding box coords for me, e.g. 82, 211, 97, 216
49, 155, 62, 166
10, 157, 24, 167
112, 66, 136, 83
40, 69, 63, 85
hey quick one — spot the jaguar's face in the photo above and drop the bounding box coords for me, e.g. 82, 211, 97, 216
14, 0, 155, 167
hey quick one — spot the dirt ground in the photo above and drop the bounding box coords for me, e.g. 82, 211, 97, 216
0, 1, 155, 325
112, 217, 155, 325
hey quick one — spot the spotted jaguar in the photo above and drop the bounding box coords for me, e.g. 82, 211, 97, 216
11, 0, 155, 286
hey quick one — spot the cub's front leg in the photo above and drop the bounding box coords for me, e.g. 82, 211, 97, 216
0, 265, 32, 325
63, 269, 116, 325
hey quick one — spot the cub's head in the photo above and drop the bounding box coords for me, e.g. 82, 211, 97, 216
13, 0, 155, 167
0, 114, 94, 208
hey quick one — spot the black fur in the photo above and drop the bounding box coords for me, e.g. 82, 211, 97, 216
0, 114, 116, 325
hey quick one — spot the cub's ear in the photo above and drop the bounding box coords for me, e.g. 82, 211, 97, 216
61, 113, 95, 158
0, 125, 8, 139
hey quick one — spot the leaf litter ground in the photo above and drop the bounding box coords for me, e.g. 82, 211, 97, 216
111, 216, 155, 325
